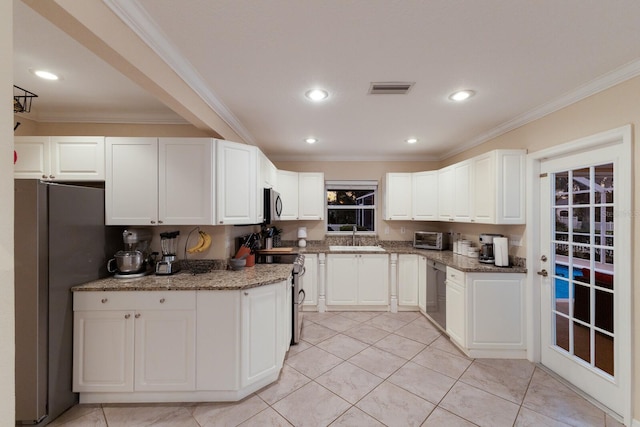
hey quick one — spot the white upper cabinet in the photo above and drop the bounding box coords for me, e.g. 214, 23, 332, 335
259, 150, 277, 189
298, 172, 325, 220
412, 171, 438, 221
437, 149, 525, 224
437, 166, 454, 221
452, 160, 473, 222
159, 138, 215, 225
216, 140, 258, 225
106, 137, 159, 226
472, 149, 526, 224
276, 170, 299, 220
384, 172, 412, 220
15, 136, 105, 181
106, 137, 215, 226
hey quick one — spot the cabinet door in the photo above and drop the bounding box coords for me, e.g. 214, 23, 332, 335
495, 150, 526, 224
417, 256, 427, 313
298, 172, 325, 220
159, 138, 215, 225
468, 275, 525, 349
398, 254, 418, 306
276, 170, 299, 220
358, 254, 389, 305
216, 140, 258, 225
384, 173, 412, 220
106, 137, 158, 225
412, 171, 438, 221
73, 310, 134, 392
453, 160, 473, 222
134, 309, 196, 391
437, 166, 454, 221
301, 253, 318, 306
445, 279, 466, 347
472, 152, 495, 223
326, 254, 358, 305
14, 136, 49, 179
241, 284, 279, 387
50, 136, 105, 181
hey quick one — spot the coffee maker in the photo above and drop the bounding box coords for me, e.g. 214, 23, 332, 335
107, 228, 154, 278
478, 233, 503, 264
155, 230, 181, 275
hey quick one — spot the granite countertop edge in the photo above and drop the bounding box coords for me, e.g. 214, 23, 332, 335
297, 246, 527, 274
71, 264, 294, 292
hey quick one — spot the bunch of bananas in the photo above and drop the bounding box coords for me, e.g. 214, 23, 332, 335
186, 230, 212, 254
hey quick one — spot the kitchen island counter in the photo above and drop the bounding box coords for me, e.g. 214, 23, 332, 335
71, 264, 293, 292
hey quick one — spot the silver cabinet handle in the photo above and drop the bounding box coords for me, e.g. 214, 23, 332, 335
537, 269, 548, 277
159, 298, 165, 303
158, 220, 163, 224
49, 175, 55, 179
101, 298, 108, 303
135, 313, 141, 318
244, 292, 249, 296
124, 314, 131, 319
150, 220, 156, 224
42, 174, 47, 179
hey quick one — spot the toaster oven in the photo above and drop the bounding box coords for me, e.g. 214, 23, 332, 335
413, 231, 449, 250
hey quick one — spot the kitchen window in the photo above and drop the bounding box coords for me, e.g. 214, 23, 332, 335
326, 181, 377, 234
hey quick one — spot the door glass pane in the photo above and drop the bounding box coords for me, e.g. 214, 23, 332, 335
555, 314, 569, 351
550, 163, 615, 377
571, 168, 591, 205
573, 321, 591, 364
595, 331, 614, 376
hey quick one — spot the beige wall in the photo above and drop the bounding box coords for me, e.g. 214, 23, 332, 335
1, 0, 15, 423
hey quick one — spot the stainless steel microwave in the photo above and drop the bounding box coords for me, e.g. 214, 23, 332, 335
264, 188, 283, 224
414, 231, 449, 250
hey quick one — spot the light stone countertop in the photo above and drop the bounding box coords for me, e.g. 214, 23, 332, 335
71, 264, 294, 292
297, 245, 527, 274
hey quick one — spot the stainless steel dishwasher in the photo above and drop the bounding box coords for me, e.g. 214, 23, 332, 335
425, 260, 447, 332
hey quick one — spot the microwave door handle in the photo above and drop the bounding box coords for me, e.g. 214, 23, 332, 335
275, 195, 283, 217
298, 289, 306, 304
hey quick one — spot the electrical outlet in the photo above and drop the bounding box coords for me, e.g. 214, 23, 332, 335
509, 235, 522, 247
401, 227, 406, 234
385, 226, 390, 234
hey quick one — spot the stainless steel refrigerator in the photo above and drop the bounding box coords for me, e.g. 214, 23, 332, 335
14, 180, 123, 425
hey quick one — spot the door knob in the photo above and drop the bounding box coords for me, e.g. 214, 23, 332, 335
537, 269, 548, 277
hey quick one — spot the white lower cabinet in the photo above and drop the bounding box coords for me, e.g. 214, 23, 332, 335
240, 284, 281, 387
417, 255, 427, 313
398, 254, 419, 307
73, 291, 196, 393
74, 281, 289, 403
326, 254, 389, 307
445, 267, 526, 358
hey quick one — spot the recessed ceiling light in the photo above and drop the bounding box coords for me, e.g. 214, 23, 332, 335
406, 138, 418, 144
304, 137, 318, 144
449, 90, 475, 102
33, 70, 59, 80
305, 89, 328, 101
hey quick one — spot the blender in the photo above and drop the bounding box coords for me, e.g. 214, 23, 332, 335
155, 230, 182, 275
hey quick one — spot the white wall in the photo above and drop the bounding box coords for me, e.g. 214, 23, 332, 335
1, 0, 15, 424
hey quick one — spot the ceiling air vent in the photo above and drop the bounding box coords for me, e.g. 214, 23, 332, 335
368, 82, 414, 95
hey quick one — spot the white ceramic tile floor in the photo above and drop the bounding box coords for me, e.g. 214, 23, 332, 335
49, 311, 624, 427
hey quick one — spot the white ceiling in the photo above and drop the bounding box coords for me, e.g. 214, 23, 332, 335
13, 0, 640, 161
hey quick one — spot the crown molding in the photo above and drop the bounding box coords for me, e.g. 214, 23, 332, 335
20, 110, 189, 124
439, 58, 640, 160
268, 153, 439, 162
103, 0, 255, 144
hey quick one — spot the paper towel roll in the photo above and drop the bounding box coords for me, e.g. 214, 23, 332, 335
493, 237, 509, 267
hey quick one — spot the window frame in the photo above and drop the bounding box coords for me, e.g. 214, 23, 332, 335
325, 180, 377, 235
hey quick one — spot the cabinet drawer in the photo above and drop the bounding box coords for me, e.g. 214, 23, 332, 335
74, 291, 196, 311
446, 267, 466, 284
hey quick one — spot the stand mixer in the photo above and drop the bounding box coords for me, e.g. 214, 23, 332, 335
155, 231, 181, 275
107, 228, 153, 278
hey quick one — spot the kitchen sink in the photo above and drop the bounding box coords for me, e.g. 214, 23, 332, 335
328, 245, 386, 252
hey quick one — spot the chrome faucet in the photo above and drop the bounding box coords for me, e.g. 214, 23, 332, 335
352, 225, 357, 246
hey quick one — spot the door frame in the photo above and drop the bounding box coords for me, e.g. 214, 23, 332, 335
525, 124, 633, 424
